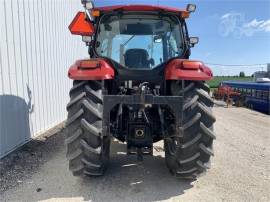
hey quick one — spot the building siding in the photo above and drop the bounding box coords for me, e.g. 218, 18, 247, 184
0, 0, 87, 158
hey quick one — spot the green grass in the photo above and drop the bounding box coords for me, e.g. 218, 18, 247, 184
207, 76, 253, 89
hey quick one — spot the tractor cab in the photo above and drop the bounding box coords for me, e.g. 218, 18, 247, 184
69, 2, 199, 69
95, 12, 185, 70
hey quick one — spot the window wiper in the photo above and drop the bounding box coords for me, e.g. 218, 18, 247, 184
122, 35, 135, 47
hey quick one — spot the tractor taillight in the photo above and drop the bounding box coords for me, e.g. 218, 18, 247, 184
69, 12, 95, 36
181, 61, 201, 70
79, 60, 100, 69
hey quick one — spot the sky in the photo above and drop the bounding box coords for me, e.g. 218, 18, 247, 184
92, 0, 270, 75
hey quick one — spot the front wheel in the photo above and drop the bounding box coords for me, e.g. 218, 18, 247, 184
165, 81, 216, 179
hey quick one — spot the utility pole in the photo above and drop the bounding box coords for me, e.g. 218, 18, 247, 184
267, 63, 270, 79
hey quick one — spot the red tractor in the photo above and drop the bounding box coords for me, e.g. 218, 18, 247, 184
65, 1, 216, 179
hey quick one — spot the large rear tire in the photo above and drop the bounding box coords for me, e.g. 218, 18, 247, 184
165, 81, 216, 179
65, 80, 110, 176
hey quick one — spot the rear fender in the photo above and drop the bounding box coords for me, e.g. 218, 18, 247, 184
68, 59, 115, 80
165, 59, 213, 81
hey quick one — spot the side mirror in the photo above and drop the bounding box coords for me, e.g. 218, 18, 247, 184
189, 37, 199, 47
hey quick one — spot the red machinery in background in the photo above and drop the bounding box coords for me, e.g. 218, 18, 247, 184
213, 84, 242, 106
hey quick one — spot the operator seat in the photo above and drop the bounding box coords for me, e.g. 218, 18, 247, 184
124, 49, 152, 69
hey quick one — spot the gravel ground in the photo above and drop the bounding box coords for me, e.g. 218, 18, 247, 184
0, 107, 269, 202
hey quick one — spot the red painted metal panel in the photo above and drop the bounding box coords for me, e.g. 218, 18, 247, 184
165, 59, 213, 81
95, 5, 186, 14
68, 59, 115, 80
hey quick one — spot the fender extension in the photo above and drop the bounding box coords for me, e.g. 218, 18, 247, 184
68, 59, 115, 80
165, 59, 213, 81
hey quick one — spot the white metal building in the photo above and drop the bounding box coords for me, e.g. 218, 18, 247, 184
0, 0, 87, 158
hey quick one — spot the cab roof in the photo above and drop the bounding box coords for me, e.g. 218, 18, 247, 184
95, 4, 188, 15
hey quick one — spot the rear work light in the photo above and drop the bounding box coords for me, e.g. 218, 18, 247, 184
186, 4, 196, 13
81, 0, 94, 10
69, 12, 95, 36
